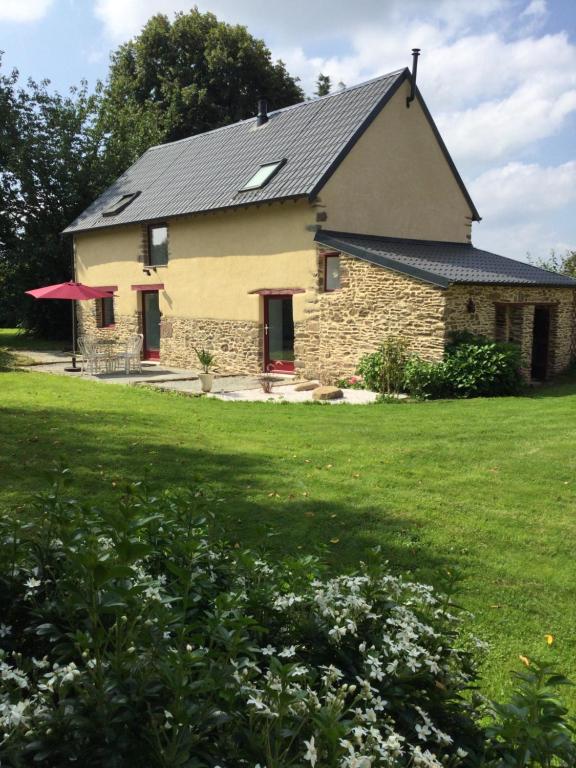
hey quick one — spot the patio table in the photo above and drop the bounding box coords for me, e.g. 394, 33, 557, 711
96, 339, 118, 373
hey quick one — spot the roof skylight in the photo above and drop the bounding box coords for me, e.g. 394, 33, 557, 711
240, 160, 286, 191
102, 192, 141, 217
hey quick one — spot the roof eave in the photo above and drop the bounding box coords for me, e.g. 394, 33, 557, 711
62, 193, 310, 236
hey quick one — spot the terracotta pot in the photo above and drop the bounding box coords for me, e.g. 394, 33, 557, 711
199, 372, 214, 393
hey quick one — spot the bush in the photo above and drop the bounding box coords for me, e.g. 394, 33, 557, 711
404, 358, 451, 400
444, 338, 523, 398
2, 477, 574, 767
0, 474, 485, 767
481, 658, 576, 767
334, 374, 365, 390
404, 334, 523, 400
356, 336, 409, 394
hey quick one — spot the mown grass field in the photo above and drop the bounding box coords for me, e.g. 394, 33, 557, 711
1, 334, 575, 707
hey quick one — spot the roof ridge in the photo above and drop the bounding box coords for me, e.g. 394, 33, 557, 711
146, 68, 408, 152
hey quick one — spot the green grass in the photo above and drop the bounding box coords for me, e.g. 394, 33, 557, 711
1, 341, 576, 707
0, 328, 67, 351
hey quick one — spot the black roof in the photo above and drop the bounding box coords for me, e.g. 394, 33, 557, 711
315, 230, 576, 288
64, 68, 479, 234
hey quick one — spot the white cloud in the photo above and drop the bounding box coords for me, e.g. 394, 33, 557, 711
522, 0, 547, 17
0, 0, 53, 22
471, 161, 576, 222
471, 161, 576, 259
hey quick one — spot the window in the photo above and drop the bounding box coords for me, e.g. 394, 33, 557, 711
97, 296, 115, 328
324, 254, 341, 291
102, 192, 140, 217
148, 224, 168, 266
240, 160, 286, 191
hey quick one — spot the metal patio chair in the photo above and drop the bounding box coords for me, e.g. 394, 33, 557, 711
115, 334, 144, 375
78, 336, 109, 375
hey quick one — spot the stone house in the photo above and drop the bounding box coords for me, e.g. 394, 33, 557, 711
64, 63, 576, 382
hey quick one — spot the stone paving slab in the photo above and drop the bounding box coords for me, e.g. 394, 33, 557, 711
150, 375, 269, 395
208, 384, 379, 405
24, 360, 198, 386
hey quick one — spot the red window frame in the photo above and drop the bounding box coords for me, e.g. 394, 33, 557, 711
323, 252, 341, 292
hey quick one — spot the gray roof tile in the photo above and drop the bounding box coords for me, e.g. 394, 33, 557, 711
64, 70, 409, 234
315, 230, 576, 288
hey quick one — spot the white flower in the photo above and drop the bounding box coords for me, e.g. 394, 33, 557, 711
0, 623, 12, 638
303, 735, 317, 766
25, 577, 41, 590
260, 644, 276, 656
278, 646, 296, 659
456, 747, 468, 758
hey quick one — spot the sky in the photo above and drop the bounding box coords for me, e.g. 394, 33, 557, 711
1, 0, 575, 262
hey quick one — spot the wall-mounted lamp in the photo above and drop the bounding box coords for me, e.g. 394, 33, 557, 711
466, 298, 476, 314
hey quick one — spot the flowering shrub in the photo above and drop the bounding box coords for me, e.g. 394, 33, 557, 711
356, 337, 410, 394
334, 375, 365, 390
0, 474, 574, 767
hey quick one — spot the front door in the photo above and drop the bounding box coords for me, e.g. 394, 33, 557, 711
531, 305, 551, 381
142, 291, 161, 360
264, 295, 295, 372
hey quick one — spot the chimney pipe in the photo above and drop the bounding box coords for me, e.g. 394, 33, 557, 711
406, 48, 420, 108
256, 97, 268, 126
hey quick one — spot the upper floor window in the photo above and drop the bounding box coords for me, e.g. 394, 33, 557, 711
324, 253, 341, 291
97, 296, 115, 328
148, 224, 168, 266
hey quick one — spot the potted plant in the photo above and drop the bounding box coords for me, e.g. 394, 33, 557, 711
194, 347, 216, 393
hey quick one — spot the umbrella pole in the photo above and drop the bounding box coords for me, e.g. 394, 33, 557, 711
65, 300, 81, 373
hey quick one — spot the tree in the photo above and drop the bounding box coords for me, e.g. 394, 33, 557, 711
527, 249, 576, 277
315, 73, 331, 97
0, 56, 113, 336
98, 8, 304, 174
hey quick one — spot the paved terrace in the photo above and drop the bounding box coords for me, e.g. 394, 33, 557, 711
21, 350, 378, 404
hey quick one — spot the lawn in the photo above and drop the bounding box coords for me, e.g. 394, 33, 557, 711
1, 344, 575, 708
0, 328, 67, 351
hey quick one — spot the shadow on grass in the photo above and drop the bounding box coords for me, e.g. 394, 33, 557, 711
526, 370, 576, 399
0, 403, 452, 585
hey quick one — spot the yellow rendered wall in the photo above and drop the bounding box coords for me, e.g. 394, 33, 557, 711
317, 80, 475, 242
74, 201, 317, 322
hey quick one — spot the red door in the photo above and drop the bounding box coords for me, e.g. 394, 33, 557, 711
264, 295, 295, 373
142, 291, 161, 360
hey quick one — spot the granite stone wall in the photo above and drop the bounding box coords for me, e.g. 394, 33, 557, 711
297, 251, 447, 382
159, 316, 262, 373
77, 302, 140, 354
445, 284, 576, 377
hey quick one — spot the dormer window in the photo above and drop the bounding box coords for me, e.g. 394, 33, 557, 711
240, 160, 286, 191
102, 192, 140, 217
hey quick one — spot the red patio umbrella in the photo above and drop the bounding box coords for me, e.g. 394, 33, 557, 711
25, 281, 113, 372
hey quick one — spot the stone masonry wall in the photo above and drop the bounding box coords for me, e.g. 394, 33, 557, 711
78, 300, 262, 374
77, 303, 140, 353
296, 251, 447, 382
445, 284, 576, 377
160, 316, 262, 373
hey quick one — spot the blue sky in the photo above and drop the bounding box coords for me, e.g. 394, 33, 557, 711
1, 0, 575, 261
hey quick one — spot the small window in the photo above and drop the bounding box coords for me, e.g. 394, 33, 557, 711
97, 296, 115, 328
324, 254, 341, 291
102, 192, 140, 217
148, 224, 168, 266
240, 160, 286, 191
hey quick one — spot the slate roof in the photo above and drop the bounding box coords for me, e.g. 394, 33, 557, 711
315, 230, 576, 288
64, 68, 479, 234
